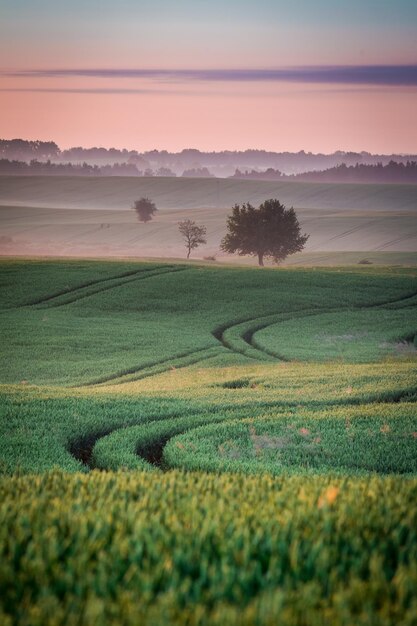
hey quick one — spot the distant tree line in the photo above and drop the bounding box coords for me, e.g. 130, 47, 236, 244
0, 159, 218, 178
0, 139, 60, 161
231, 161, 417, 184
2, 138, 417, 178
2, 157, 416, 184
0, 159, 140, 177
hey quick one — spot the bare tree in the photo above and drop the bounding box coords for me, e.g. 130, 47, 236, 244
178, 219, 207, 259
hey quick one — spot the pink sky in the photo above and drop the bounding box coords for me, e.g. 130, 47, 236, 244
1, 1, 416, 153
1, 79, 416, 153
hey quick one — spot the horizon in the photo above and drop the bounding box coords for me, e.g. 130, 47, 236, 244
3, 135, 417, 157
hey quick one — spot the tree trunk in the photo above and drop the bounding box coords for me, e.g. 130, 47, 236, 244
187, 249, 191, 259
258, 252, 264, 266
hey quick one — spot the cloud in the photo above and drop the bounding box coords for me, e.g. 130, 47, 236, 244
3, 65, 417, 86
0, 87, 168, 94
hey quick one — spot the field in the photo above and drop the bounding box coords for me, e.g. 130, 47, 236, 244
0, 258, 416, 625
1, 176, 417, 263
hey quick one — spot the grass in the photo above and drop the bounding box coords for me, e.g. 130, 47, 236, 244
1, 258, 416, 385
254, 309, 417, 362
0, 257, 416, 624
165, 403, 417, 476
1, 471, 417, 626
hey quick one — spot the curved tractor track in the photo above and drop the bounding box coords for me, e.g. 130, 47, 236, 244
211, 288, 417, 363
67, 383, 417, 474
81, 345, 221, 387
69, 414, 241, 472
28, 266, 188, 309
11, 261, 416, 385
80, 285, 417, 387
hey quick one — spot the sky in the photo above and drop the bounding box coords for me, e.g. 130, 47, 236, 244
0, 0, 416, 153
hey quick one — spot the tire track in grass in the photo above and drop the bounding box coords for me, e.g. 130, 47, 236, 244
57, 269, 415, 385
85, 411, 254, 471
129, 385, 417, 472
68, 427, 115, 467
70, 390, 298, 471
68, 410, 236, 471
81, 346, 221, 387
248, 292, 417, 361
34, 266, 189, 309
364, 289, 417, 309
17, 265, 170, 308
69, 384, 417, 472
212, 309, 336, 362
212, 287, 417, 363
212, 317, 276, 362
61, 265, 413, 385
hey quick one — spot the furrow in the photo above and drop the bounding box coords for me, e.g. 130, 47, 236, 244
20, 266, 160, 307
35, 266, 188, 308
80, 346, 219, 387
212, 286, 417, 364
70, 385, 417, 473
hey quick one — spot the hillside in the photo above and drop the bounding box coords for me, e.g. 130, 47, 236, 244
1, 259, 416, 624
1, 175, 417, 211
0, 176, 416, 262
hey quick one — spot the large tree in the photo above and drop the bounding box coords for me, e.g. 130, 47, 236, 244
178, 219, 207, 259
221, 199, 309, 266
132, 197, 157, 224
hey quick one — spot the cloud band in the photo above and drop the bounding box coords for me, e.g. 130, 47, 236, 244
3, 65, 417, 86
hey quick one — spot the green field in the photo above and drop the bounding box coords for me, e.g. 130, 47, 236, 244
1, 176, 416, 263
1, 258, 416, 625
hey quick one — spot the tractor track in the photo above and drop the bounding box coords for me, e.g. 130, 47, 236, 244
32, 266, 188, 309
16, 266, 172, 308
67, 386, 417, 472
211, 288, 417, 363
80, 345, 220, 387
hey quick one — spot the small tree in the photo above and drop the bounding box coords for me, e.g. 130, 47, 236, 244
221, 199, 309, 266
132, 197, 157, 224
178, 219, 207, 259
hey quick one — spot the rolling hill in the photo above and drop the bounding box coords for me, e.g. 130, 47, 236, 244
0, 176, 416, 263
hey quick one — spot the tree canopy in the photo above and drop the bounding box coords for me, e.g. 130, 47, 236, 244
221, 198, 309, 266
178, 219, 207, 259
132, 197, 157, 224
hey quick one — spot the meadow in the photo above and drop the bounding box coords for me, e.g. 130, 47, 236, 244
0, 258, 416, 625
1, 175, 416, 262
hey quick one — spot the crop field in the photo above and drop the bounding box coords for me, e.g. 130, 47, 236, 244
1, 176, 417, 262
1, 258, 417, 625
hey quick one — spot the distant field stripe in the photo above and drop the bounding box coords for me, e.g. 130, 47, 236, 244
34, 266, 189, 308
80, 346, 219, 387
307, 219, 379, 253
372, 232, 417, 252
